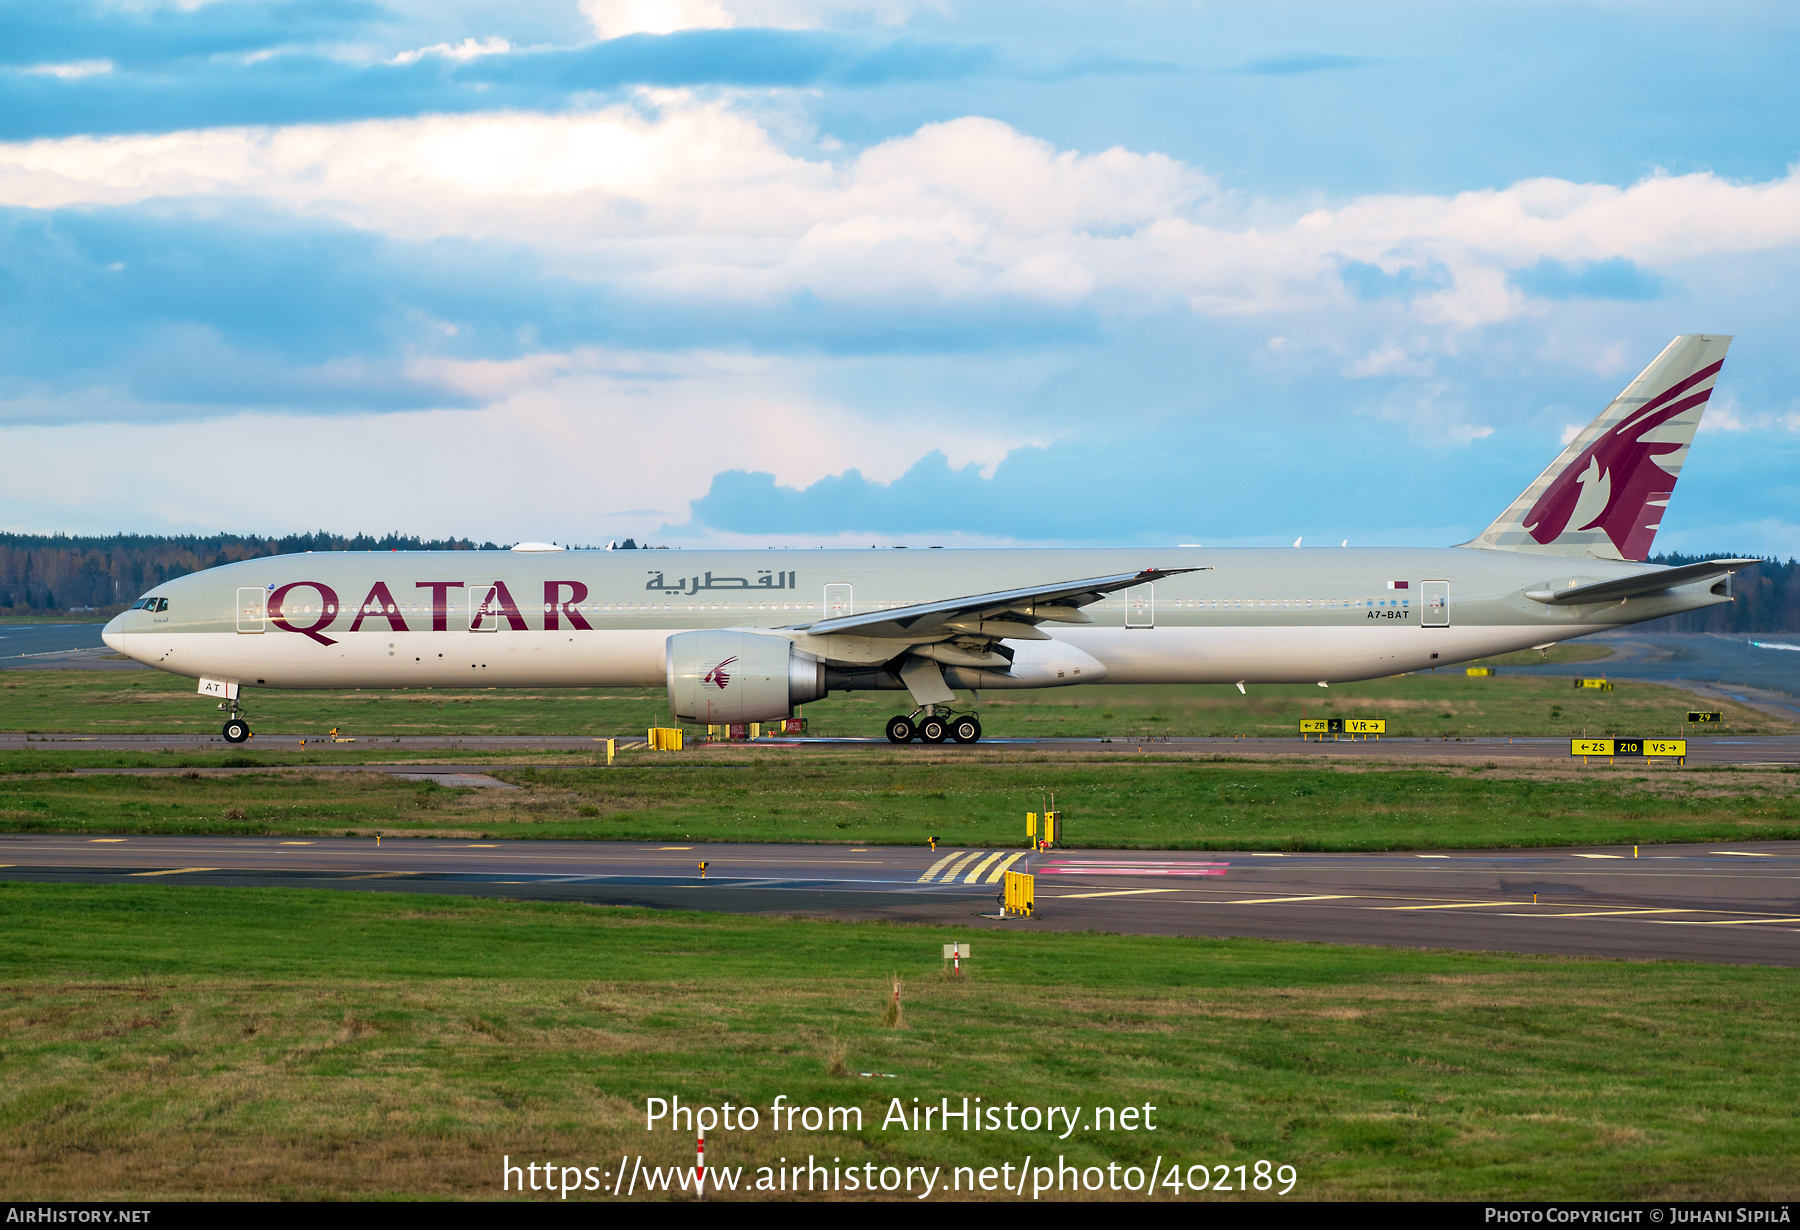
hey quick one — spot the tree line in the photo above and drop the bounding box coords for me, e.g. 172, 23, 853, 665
1636, 552, 1800, 633
0, 533, 1792, 628
0, 531, 506, 613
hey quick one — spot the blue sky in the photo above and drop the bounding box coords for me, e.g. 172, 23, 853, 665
4, 0, 1800, 554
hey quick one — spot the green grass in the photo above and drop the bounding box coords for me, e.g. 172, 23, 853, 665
0, 658, 1780, 740
0, 882, 1792, 1200
8, 757, 1800, 850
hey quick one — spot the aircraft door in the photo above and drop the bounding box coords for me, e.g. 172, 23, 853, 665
824, 583, 852, 619
236, 587, 265, 634
1422, 580, 1449, 627
1125, 582, 1154, 628
469, 584, 506, 632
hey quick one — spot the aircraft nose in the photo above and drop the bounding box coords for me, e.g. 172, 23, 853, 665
102, 615, 127, 655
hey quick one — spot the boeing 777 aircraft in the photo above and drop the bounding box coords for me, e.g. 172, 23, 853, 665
105, 335, 1755, 745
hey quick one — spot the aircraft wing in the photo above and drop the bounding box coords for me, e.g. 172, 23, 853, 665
1523, 558, 1761, 605
800, 567, 1206, 640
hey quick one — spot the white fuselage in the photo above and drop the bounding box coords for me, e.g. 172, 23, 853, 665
102, 545, 1722, 693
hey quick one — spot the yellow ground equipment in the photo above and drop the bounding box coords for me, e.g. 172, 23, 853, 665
1003, 871, 1035, 918
647, 727, 684, 751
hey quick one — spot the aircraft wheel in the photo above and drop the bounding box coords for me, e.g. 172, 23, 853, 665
222, 719, 251, 744
885, 716, 916, 744
919, 715, 949, 744
950, 715, 982, 744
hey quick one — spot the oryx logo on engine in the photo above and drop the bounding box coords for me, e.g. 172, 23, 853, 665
703, 657, 738, 689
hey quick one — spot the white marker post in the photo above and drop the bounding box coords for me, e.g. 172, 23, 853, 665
695, 1130, 704, 1198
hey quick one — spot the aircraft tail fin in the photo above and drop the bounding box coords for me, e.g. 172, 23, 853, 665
1462, 334, 1732, 561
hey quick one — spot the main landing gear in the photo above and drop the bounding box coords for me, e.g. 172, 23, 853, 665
886, 709, 982, 745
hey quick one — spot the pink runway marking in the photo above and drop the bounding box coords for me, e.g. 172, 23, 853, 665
1038, 862, 1229, 877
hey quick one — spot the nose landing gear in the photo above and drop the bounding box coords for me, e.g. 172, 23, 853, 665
885, 708, 982, 745
219, 700, 252, 744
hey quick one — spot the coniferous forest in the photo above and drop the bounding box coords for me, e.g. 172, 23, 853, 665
0, 532, 510, 615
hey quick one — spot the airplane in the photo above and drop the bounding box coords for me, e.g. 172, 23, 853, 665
104, 334, 1756, 746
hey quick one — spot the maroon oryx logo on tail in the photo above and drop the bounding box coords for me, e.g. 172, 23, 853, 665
703, 656, 738, 689
1523, 360, 1722, 560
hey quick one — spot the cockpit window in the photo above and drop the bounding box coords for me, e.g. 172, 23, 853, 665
131, 597, 168, 612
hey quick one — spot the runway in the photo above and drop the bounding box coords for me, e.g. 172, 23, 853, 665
10, 730, 1800, 767
3, 833, 1795, 966
0, 623, 125, 670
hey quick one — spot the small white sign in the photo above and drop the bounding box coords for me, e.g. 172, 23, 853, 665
198, 677, 239, 700
942, 943, 970, 959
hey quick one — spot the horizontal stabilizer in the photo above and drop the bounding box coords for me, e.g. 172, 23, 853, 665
1523, 559, 1760, 605
802, 566, 1205, 640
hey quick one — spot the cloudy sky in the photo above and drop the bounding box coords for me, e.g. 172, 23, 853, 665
3, 0, 1799, 553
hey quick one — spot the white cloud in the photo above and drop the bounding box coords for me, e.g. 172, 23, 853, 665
3, 99, 1797, 338
1343, 343, 1433, 379
0, 346, 1038, 539
578, 0, 921, 39
1361, 381, 1494, 447
1695, 389, 1800, 435
14, 61, 113, 79
388, 37, 512, 66
580, 0, 735, 39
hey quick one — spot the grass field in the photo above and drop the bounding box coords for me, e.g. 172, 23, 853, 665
8, 756, 1800, 850
1, 653, 1779, 741
0, 882, 1792, 1201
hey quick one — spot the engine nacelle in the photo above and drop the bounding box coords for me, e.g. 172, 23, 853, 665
667, 630, 827, 723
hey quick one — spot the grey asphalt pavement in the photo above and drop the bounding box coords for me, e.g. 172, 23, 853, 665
0, 622, 124, 670
3, 834, 1795, 966
1478, 630, 1800, 718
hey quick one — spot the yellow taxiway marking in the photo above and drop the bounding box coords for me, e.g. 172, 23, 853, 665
1710, 851, 1774, 857
88, 838, 126, 843
657, 847, 693, 851
963, 852, 1007, 883
129, 867, 218, 877
1054, 888, 1183, 899
1248, 853, 1286, 857
852, 849, 870, 852
983, 852, 1028, 883
464, 844, 497, 847
916, 851, 964, 883
931, 852, 986, 883
1571, 854, 1624, 859
1228, 894, 1355, 905
1650, 917, 1796, 926
1499, 908, 1696, 918
1378, 901, 1519, 911
1415, 855, 1449, 859
280, 841, 314, 846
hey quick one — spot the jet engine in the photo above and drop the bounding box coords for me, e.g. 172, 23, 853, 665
666, 630, 827, 723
